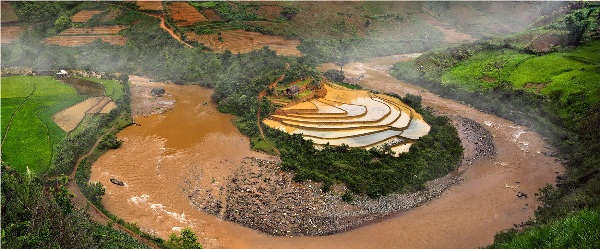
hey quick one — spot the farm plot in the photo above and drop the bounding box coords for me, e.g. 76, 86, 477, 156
52, 97, 105, 132
1, 26, 27, 43
167, 2, 208, 26
1, 75, 123, 173
52, 77, 121, 131
71, 10, 105, 23
263, 84, 430, 155
80, 76, 125, 101
1, 76, 80, 173
137, 1, 164, 11
185, 29, 301, 56
44, 25, 127, 46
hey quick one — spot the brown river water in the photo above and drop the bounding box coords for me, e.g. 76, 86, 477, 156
91, 56, 564, 248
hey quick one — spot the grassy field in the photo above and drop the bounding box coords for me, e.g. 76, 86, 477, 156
490, 209, 600, 249
79, 77, 124, 101
439, 42, 600, 120
1, 76, 79, 173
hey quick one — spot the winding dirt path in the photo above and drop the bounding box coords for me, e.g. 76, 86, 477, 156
146, 13, 193, 49
256, 73, 286, 155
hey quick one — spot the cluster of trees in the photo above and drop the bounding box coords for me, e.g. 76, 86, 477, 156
1, 165, 150, 249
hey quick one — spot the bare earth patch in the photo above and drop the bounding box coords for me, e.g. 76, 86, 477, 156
100, 101, 117, 113
1, 26, 27, 44
201, 9, 222, 21
136, 1, 163, 11
44, 25, 127, 47
167, 2, 208, 26
53, 97, 104, 132
185, 29, 301, 56
71, 10, 105, 23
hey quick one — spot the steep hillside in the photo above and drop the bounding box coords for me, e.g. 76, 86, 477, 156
391, 3, 600, 247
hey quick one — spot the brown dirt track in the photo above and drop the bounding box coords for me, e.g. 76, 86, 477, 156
167, 2, 208, 27
185, 29, 301, 56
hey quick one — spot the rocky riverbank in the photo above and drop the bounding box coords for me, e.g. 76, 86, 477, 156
184, 115, 495, 236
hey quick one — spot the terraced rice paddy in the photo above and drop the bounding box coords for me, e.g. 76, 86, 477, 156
1, 76, 80, 173
264, 84, 430, 154
44, 25, 127, 46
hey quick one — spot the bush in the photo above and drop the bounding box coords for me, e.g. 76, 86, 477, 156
323, 69, 345, 82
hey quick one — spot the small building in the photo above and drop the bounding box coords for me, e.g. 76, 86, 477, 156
285, 85, 300, 96
56, 70, 69, 77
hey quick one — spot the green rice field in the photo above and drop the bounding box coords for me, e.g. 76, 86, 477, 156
1, 76, 79, 173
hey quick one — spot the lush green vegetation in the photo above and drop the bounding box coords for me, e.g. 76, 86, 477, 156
489, 209, 600, 249
82, 76, 125, 101
164, 228, 203, 249
392, 4, 600, 247
1, 76, 79, 173
0, 165, 150, 249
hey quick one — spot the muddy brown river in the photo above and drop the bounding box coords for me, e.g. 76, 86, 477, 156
91, 56, 564, 249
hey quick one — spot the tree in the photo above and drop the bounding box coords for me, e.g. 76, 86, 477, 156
564, 7, 599, 46
54, 14, 71, 33
323, 69, 345, 82
333, 39, 356, 72
165, 228, 202, 249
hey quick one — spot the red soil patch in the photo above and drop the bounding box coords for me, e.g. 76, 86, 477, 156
136, 1, 163, 11
1, 2, 19, 23
44, 25, 127, 47
185, 29, 301, 56
1, 26, 27, 43
201, 9, 222, 21
167, 2, 208, 27
71, 10, 105, 23
527, 33, 565, 53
